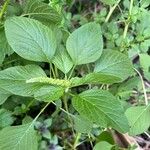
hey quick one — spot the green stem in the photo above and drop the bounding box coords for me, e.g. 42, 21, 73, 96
0, 0, 10, 20
123, 0, 134, 39
134, 68, 148, 106
63, 95, 75, 136
68, 65, 76, 79
50, 63, 56, 78
105, 0, 121, 23
32, 102, 51, 124
123, 22, 129, 39
73, 133, 81, 150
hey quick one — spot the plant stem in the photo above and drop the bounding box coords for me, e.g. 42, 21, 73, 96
0, 0, 10, 20
68, 65, 76, 79
123, 0, 134, 39
50, 63, 56, 78
73, 133, 81, 150
105, 0, 121, 23
134, 68, 148, 106
63, 94, 75, 136
33, 102, 51, 122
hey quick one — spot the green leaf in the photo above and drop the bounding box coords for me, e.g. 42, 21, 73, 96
140, 54, 150, 80
73, 115, 93, 133
66, 22, 103, 65
93, 141, 113, 150
23, 0, 62, 24
0, 123, 38, 150
0, 65, 47, 96
0, 29, 13, 64
71, 73, 122, 87
125, 105, 150, 135
100, 0, 117, 5
52, 45, 73, 74
72, 89, 129, 133
0, 109, 15, 129
94, 50, 134, 81
0, 88, 11, 105
34, 85, 64, 102
5, 17, 57, 62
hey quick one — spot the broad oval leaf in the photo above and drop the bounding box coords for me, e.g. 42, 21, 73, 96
72, 89, 129, 133
0, 65, 46, 96
94, 50, 134, 81
5, 17, 57, 62
66, 22, 103, 65
0, 123, 38, 150
125, 105, 150, 135
34, 85, 64, 102
52, 45, 73, 74
23, 0, 62, 25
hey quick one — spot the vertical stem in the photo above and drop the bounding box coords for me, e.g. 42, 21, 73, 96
123, 0, 134, 39
105, 0, 121, 23
68, 65, 76, 79
134, 68, 148, 106
63, 94, 75, 136
73, 133, 81, 150
50, 63, 56, 78
0, 0, 10, 20
123, 22, 129, 39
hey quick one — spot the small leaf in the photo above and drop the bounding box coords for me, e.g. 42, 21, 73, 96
100, 0, 117, 5
0, 123, 38, 150
140, 54, 150, 80
0, 109, 15, 129
34, 85, 64, 102
125, 105, 150, 135
93, 141, 113, 150
0, 88, 11, 105
66, 22, 103, 65
0, 29, 13, 64
5, 17, 57, 62
71, 72, 122, 87
72, 89, 129, 133
74, 115, 93, 133
24, 0, 62, 24
94, 50, 134, 81
52, 45, 73, 74
0, 65, 46, 96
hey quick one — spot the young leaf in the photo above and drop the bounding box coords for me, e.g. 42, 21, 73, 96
5, 17, 57, 62
125, 105, 150, 135
71, 72, 122, 87
0, 29, 13, 64
0, 123, 38, 150
0, 88, 11, 105
72, 89, 129, 133
94, 50, 134, 81
0, 109, 14, 129
93, 141, 113, 150
140, 54, 150, 80
0, 65, 47, 96
34, 85, 64, 102
66, 22, 103, 65
52, 45, 73, 74
23, 0, 62, 24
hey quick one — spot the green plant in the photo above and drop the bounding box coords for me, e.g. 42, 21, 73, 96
0, 0, 150, 150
